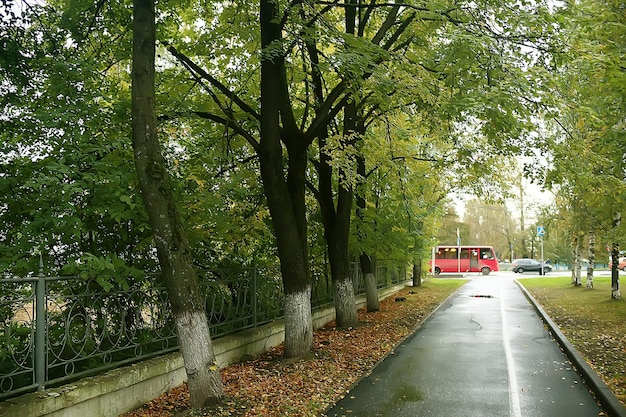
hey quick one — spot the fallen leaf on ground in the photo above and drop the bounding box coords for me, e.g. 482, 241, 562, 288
121, 284, 454, 417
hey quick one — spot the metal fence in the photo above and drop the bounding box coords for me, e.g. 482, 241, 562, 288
0, 260, 408, 400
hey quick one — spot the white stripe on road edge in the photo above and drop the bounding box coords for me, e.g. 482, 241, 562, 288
500, 283, 522, 417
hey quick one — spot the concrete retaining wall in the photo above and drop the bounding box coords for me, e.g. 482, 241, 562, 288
0, 283, 407, 417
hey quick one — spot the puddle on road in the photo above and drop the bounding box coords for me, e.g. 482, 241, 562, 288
459, 292, 496, 298
355, 386, 425, 417
390, 385, 425, 403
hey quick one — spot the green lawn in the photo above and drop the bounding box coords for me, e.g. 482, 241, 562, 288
519, 276, 626, 323
423, 277, 469, 291
518, 275, 626, 405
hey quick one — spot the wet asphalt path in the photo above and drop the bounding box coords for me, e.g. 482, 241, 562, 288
324, 275, 604, 417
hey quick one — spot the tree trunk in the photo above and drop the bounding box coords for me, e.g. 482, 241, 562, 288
261, 149, 313, 357
519, 177, 527, 258
326, 223, 358, 327
317, 145, 357, 327
570, 236, 575, 284
360, 254, 379, 312
260, 0, 313, 357
318, 159, 357, 327
316, 118, 357, 327
571, 235, 582, 286
318, 0, 361, 329
303, 7, 358, 328
413, 261, 422, 287
611, 242, 620, 299
356, 155, 379, 312
131, 0, 223, 407
586, 230, 595, 289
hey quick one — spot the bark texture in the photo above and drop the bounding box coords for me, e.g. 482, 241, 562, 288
361, 254, 379, 312
611, 243, 621, 299
318, 132, 357, 327
357, 155, 380, 312
131, 0, 223, 407
334, 277, 358, 328
260, 0, 313, 357
572, 236, 582, 286
586, 230, 595, 289
309, 11, 358, 327
284, 287, 313, 357
413, 262, 423, 287
319, 177, 357, 327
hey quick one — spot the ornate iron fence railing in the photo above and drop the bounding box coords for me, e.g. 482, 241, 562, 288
0, 260, 407, 400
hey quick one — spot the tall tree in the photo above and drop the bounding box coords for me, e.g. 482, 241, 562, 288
131, 0, 223, 407
465, 199, 517, 258
258, 0, 315, 356
144, 0, 566, 347
586, 230, 596, 289
544, 0, 626, 296
356, 146, 380, 310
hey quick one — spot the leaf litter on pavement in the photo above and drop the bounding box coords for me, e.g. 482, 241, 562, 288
121, 280, 464, 417
122, 277, 626, 416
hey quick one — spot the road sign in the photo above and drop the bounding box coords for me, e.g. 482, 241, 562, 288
537, 226, 545, 237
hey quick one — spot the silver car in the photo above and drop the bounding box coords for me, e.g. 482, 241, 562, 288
511, 258, 552, 274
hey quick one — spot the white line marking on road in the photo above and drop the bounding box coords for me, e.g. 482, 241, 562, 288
500, 284, 522, 417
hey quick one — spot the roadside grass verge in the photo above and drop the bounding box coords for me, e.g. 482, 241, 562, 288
519, 276, 626, 405
425, 277, 469, 292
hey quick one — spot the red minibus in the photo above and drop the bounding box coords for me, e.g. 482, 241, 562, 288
430, 245, 499, 276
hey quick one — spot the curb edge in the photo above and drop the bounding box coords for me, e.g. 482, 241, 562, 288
516, 280, 626, 417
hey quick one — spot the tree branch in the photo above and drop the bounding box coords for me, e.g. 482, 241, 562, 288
160, 111, 260, 152
164, 42, 261, 121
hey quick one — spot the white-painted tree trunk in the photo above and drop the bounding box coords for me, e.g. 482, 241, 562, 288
334, 276, 357, 328
175, 310, 224, 408
283, 286, 313, 358
131, 2, 224, 407
571, 236, 577, 284
572, 236, 582, 286
586, 230, 595, 289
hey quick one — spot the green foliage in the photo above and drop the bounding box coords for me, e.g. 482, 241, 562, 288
160, 120, 277, 267
348, 116, 445, 263
542, 0, 626, 246
60, 253, 146, 291
0, 322, 33, 390
1, 0, 599, 283
463, 199, 517, 258
0, 1, 155, 275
